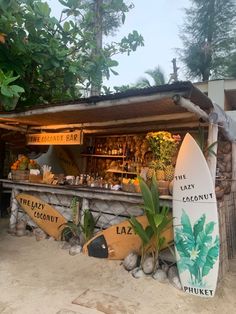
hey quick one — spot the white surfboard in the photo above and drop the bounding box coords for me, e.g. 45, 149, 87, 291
173, 133, 219, 298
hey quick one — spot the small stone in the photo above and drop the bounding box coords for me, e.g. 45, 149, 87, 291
69, 236, 80, 246
69, 245, 82, 256
34, 228, 47, 241
131, 267, 145, 279
15, 229, 26, 237
161, 263, 169, 273
168, 266, 182, 290
170, 276, 182, 290
168, 265, 178, 280
152, 268, 167, 283
123, 252, 139, 271
8, 227, 16, 235
59, 241, 71, 250
16, 220, 26, 230
142, 256, 154, 274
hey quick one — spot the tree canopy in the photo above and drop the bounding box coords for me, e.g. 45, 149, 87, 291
179, 0, 236, 81
0, 0, 144, 108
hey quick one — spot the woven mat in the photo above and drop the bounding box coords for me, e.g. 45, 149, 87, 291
72, 289, 139, 314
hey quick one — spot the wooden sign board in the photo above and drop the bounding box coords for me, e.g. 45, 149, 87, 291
173, 133, 219, 297
26, 131, 83, 145
83, 216, 173, 260
16, 193, 67, 240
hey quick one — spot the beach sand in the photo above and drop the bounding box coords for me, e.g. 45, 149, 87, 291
0, 218, 236, 314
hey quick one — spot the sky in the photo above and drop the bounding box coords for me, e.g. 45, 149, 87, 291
47, 0, 191, 88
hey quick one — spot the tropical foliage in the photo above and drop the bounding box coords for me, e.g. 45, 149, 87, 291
60, 196, 99, 244
0, 0, 144, 108
135, 66, 166, 88
0, 69, 24, 111
175, 210, 219, 286
179, 0, 236, 81
146, 131, 180, 170
129, 176, 173, 272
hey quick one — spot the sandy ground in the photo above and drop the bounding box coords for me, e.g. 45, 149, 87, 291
0, 218, 236, 314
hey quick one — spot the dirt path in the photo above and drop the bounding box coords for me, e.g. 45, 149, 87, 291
0, 218, 236, 314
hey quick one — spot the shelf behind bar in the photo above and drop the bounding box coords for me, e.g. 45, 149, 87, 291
81, 154, 126, 158
106, 169, 137, 175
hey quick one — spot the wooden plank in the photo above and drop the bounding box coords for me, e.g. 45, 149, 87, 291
26, 131, 83, 145
29, 112, 195, 130
16, 193, 67, 240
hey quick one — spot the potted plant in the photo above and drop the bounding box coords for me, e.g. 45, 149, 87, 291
0, 69, 25, 111
146, 131, 181, 183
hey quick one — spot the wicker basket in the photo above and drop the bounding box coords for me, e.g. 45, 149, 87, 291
122, 183, 136, 193
11, 170, 30, 181
157, 180, 170, 195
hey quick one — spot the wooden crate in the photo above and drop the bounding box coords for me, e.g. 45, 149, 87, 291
11, 170, 30, 181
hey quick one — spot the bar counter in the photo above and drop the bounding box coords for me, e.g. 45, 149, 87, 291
0, 179, 172, 232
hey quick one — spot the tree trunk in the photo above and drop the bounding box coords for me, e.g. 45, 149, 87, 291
90, 0, 103, 96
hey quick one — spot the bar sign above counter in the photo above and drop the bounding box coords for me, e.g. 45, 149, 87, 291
26, 131, 83, 145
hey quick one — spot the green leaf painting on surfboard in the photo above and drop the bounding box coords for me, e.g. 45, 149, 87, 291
173, 133, 219, 298
175, 210, 219, 287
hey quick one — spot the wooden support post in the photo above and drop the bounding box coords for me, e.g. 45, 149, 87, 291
231, 143, 236, 192
9, 188, 20, 232
207, 122, 218, 185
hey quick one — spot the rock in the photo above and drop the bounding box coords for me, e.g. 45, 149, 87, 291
69, 245, 82, 256
123, 252, 139, 271
168, 265, 178, 279
8, 227, 16, 235
59, 241, 71, 250
16, 220, 26, 231
170, 276, 182, 290
161, 263, 169, 273
69, 236, 80, 247
34, 228, 47, 241
131, 267, 145, 279
168, 266, 182, 290
142, 256, 154, 274
152, 268, 167, 283
15, 229, 26, 237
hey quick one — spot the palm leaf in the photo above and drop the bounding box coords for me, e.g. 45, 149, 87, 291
150, 175, 160, 214
129, 217, 151, 246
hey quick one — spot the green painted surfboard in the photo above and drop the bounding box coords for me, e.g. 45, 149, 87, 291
173, 133, 219, 298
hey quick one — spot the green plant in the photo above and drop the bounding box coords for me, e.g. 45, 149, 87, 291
60, 220, 81, 242
175, 210, 219, 286
60, 196, 80, 242
80, 209, 100, 243
146, 131, 180, 170
129, 176, 173, 272
0, 69, 24, 111
60, 196, 99, 244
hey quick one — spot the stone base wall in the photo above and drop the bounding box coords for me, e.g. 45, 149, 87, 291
217, 192, 236, 280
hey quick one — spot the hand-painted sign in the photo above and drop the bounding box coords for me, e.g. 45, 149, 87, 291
83, 215, 173, 260
26, 131, 83, 145
173, 133, 219, 297
16, 193, 67, 240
